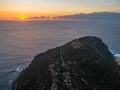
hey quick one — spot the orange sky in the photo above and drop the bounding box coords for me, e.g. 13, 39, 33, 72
0, 0, 120, 20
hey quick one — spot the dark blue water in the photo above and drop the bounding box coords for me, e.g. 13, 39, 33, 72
0, 19, 120, 90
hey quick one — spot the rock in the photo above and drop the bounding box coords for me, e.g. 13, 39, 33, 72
12, 36, 120, 90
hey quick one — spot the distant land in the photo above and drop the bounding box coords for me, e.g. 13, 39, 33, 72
26, 12, 120, 20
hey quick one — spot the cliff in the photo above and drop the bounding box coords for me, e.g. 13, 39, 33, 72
12, 36, 120, 90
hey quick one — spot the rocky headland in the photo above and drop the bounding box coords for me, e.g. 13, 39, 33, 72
12, 36, 120, 90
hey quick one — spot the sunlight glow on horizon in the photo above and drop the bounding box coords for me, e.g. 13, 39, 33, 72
0, 0, 120, 19
19, 16, 25, 21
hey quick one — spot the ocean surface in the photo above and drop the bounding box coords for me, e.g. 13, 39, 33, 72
0, 19, 120, 90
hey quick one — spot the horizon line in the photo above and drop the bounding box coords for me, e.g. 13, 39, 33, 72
0, 11, 120, 20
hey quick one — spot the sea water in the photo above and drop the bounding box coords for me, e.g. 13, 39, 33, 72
0, 19, 120, 90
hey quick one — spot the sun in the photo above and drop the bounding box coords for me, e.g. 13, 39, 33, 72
21, 17, 25, 20
18, 15, 26, 21
20, 16, 26, 20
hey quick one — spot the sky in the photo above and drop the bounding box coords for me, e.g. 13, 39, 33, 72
0, 0, 120, 19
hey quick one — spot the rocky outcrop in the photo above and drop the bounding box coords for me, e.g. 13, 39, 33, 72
12, 36, 120, 90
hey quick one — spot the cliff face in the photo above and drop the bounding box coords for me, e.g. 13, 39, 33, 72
12, 36, 120, 90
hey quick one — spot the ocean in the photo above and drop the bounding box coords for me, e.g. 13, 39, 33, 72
0, 19, 120, 90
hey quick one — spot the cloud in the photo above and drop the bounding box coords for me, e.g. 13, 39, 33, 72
57, 12, 120, 19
